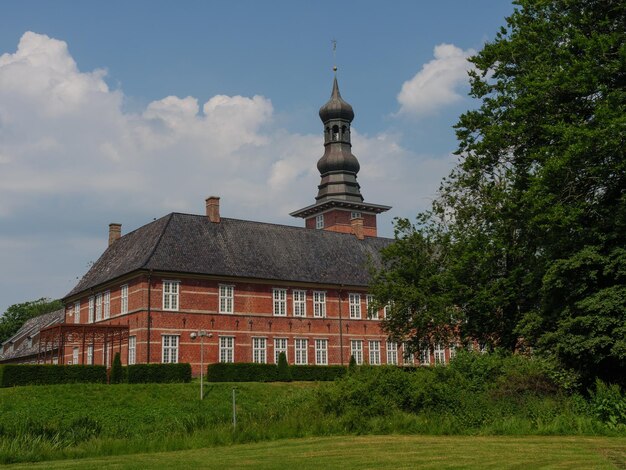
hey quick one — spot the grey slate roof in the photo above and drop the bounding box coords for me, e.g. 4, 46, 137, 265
66, 213, 393, 298
0, 308, 64, 362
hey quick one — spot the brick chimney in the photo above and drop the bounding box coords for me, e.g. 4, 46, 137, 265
206, 196, 221, 223
350, 216, 364, 240
108, 223, 122, 246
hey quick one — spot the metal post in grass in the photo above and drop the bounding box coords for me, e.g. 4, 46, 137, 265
232, 387, 237, 430
190, 330, 212, 400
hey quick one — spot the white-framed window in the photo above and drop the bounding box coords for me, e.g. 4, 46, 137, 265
274, 338, 288, 364
313, 291, 326, 318
72, 347, 79, 365
163, 280, 180, 311
252, 337, 267, 363
420, 348, 430, 366
128, 336, 136, 365
351, 340, 363, 365
95, 293, 102, 321
369, 340, 381, 365
350, 211, 362, 219
74, 301, 81, 324
219, 284, 234, 314
449, 343, 457, 360
88, 296, 94, 323
295, 338, 308, 365
219, 336, 234, 363
293, 290, 306, 317
315, 339, 328, 365
366, 294, 377, 319
349, 293, 361, 319
383, 303, 390, 319
402, 343, 414, 365
103, 290, 110, 319
273, 288, 287, 316
87, 344, 94, 365
315, 214, 324, 229
387, 341, 398, 365
162, 335, 179, 363
434, 343, 446, 365
121, 284, 128, 314
52, 357, 58, 365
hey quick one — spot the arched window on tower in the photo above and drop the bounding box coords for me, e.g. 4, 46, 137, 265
332, 125, 339, 141
341, 125, 347, 138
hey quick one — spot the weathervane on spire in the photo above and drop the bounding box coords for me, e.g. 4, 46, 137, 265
331, 39, 337, 74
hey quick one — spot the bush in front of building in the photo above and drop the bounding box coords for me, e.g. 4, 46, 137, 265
207, 363, 278, 382
0, 364, 107, 387
276, 353, 292, 382
110, 352, 125, 384
206, 362, 346, 382
126, 363, 192, 384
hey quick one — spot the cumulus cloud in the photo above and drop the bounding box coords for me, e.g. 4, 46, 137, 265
397, 43, 475, 117
0, 32, 455, 314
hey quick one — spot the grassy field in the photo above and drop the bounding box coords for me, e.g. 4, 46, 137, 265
2, 435, 626, 469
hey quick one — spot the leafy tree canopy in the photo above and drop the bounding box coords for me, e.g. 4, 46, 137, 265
0, 298, 63, 344
372, 0, 625, 384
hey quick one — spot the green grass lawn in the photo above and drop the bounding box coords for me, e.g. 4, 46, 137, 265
3, 435, 625, 469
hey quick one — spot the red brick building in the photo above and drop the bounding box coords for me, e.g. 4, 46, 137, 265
59, 77, 455, 375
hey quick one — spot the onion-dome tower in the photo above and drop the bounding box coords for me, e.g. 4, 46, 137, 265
291, 72, 390, 238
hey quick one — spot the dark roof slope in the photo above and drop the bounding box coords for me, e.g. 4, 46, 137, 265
67, 213, 392, 297
0, 308, 64, 362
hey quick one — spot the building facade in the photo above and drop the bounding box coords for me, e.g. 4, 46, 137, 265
57, 76, 455, 375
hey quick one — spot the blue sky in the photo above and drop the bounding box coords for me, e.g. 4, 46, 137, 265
0, 1, 515, 314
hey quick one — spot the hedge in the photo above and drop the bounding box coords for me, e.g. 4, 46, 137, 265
126, 363, 192, 383
206, 362, 346, 382
0, 364, 106, 387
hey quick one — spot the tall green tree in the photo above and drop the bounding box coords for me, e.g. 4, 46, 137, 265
0, 298, 63, 343
373, 0, 626, 383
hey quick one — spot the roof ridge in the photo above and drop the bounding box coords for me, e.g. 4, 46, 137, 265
141, 213, 175, 269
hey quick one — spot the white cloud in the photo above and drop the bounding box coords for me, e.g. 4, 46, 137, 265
397, 43, 475, 117
0, 32, 455, 314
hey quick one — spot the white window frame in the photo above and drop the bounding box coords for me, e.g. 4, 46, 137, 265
128, 336, 136, 365
252, 337, 267, 364
434, 343, 446, 365
88, 296, 94, 323
369, 340, 381, 365
219, 284, 234, 314
383, 303, 391, 319
402, 343, 414, 365
420, 348, 430, 366
315, 214, 324, 229
349, 293, 361, 319
95, 293, 102, 321
350, 211, 362, 219
293, 289, 306, 317
219, 336, 235, 363
87, 345, 94, 365
74, 301, 81, 324
274, 338, 288, 364
315, 339, 328, 365
351, 340, 363, 365
162, 335, 179, 363
72, 347, 79, 365
163, 280, 180, 311
103, 290, 110, 319
313, 291, 326, 318
121, 284, 128, 314
387, 341, 398, 365
273, 288, 287, 317
449, 342, 457, 360
295, 338, 308, 365
366, 294, 378, 319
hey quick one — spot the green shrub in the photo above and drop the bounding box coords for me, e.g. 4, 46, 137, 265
207, 363, 278, 382
127, 363, 191, 383
0, 364, 106, 387
589, 380, 626, 429
290, 365, 346, 382
348, 355, 357, 372
110, 352, 125, 384
277, 353, 291, 382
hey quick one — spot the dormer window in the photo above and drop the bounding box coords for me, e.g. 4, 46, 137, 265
351, 211, 362, 219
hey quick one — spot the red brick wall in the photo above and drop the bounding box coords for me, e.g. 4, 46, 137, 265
304, 209, 378, 237
62, 275, 456, 375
